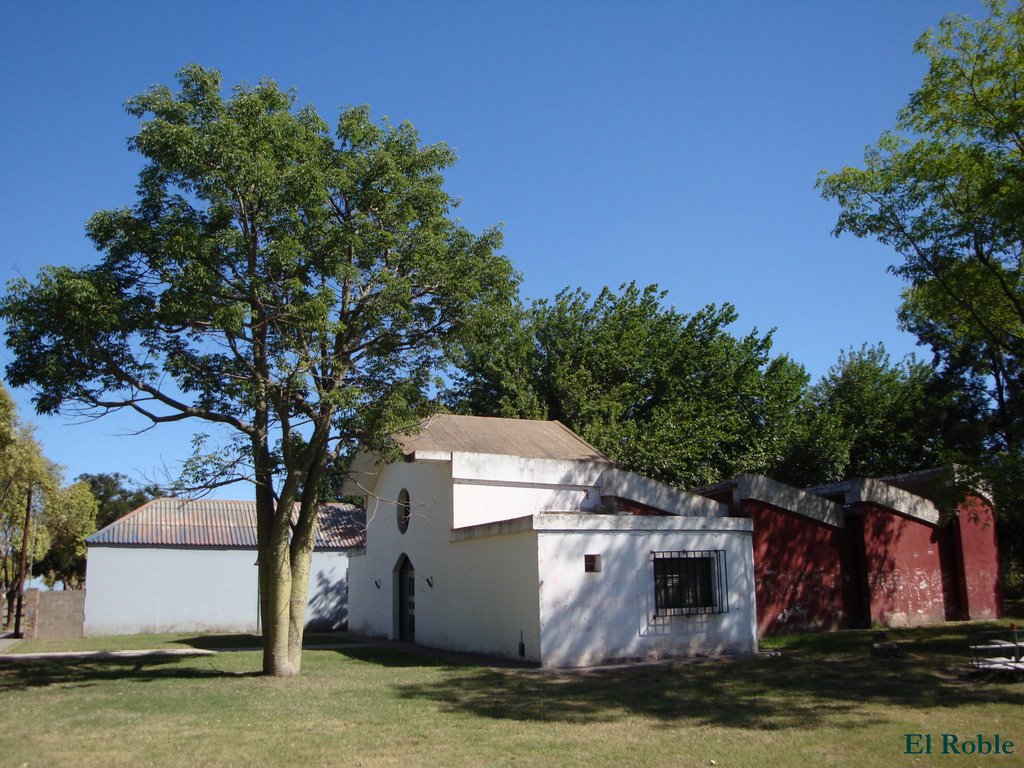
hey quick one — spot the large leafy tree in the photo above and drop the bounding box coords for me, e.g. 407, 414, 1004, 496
1, 65, 516, 675
449, 282, 813, 487
818, 1, 1024, 562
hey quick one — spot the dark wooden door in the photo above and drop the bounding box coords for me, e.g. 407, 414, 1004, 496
398, 558, 415, 641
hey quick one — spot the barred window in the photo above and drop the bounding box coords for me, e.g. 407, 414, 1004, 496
652, 550, 727, 616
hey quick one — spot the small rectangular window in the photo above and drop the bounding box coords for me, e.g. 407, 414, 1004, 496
584, 554, 601, 573
652, 550, 727, 616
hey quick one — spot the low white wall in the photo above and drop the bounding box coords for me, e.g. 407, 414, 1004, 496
85, 546, 349, 636
536, 519, 757, 667
431, 529, 541, 661
85, 547, 259, 635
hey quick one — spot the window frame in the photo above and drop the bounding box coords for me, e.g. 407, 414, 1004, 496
651, 549, 728, 617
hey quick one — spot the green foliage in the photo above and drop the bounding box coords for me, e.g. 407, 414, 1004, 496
0, 381, 67, 620
451, 287, 987, 491
810, 344, 986, 479
818, 1, 1024, 562
76, 472, 161, 530
0, 65, 517, 673
32, 481, 99, 589
450, 282, 812, 487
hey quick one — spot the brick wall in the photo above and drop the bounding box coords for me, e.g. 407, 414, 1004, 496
22, 588, 85, 639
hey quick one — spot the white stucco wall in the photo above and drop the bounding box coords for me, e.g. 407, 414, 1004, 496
451, 453, 606, 528
438, 528, 541, 661
306, 550, 351, 630
535, 515, 758, 667
349, 452, 758, 667
348, 457, 544, 661
85, 547, 260, 635
347, 459, 455, 639
84, 546, 350, 636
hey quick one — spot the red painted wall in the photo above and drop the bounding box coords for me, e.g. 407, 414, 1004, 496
743, 500, 856, 635
955, 495, 1002, 620
739, 487, 1002, 636
859, 503, 947, 627
610, 497, 671, 516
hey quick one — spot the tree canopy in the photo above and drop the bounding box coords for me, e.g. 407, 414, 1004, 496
0, 65, 517, 674
449, 282, 813, 487
0, 381, 100, 625
77, 473, 162, 530
809, 344, 985, 479
31, 481, 99, 590
818, 1, 1024, 562
449, 284, 982, 492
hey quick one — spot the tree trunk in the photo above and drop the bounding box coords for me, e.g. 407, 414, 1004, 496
254, 421, 329, 676
3, 585, 18, 629
266, 543, 295, 676
286, 542, 314, 672
259, 533, 316, 675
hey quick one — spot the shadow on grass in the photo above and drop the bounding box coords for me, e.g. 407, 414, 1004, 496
170, 631, 359, 651
330, 646, 460, 668
0, 655, 255, 693
387, 625, 1024, 730
172, 634, 264, 650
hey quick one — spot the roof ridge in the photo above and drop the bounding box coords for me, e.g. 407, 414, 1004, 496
89, 496, 163, 538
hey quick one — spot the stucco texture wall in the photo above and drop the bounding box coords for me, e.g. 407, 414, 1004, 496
536, 526, 757, 667
347, 460, 455, 640
84, 546, 349, 635
858, 504, 949, 628
744, 500, 858, 635
955, 496, 1003, 620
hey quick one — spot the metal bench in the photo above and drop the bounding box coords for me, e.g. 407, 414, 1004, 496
968, 628, 1024, 673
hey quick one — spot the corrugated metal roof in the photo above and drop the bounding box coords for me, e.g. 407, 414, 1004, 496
86, 498, 365, 550
398, 414, 611, 463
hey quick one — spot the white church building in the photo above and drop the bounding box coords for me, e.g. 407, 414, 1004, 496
344, 414, 757, 667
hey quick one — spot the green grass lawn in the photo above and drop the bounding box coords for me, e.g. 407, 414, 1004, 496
1, 622, 1022, 768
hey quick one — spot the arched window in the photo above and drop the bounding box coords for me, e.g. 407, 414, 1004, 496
397, 488, 411, 533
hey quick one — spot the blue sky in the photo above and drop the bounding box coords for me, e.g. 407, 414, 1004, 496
0, 1, 986, 495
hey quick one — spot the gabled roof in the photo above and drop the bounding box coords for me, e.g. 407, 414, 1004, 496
86, 497, 366, 550
398, 414, 611, 463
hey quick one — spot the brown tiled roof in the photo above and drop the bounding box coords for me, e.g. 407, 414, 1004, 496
398, 414, 611, 463
86, 497, 365, 550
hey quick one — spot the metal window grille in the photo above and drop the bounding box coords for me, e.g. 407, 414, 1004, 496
651, 550, 728, 616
